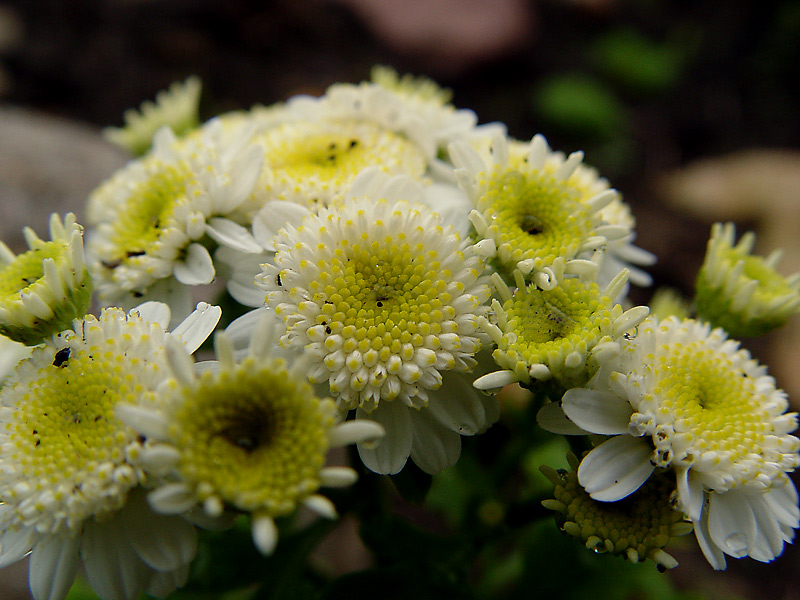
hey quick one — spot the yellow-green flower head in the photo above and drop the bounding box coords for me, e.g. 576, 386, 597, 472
540, 454, 692, 571
250, 118, 427, 209
0, 213, 91, 345
87, 121, 264, 305
117, 311, 384, 556
561, 316, 800, 568
257, 170, 498, 475
0, 301, 220, 600
103, 76, 202, 156
450, 135, 649, 288
649, 287, 692, 321
474, 269, 649, 390
695, 222, 800, 337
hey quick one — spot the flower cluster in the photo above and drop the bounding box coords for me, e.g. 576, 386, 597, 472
1, 68, 798, 600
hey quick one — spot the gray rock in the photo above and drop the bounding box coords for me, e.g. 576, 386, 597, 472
0, 106, 129, 252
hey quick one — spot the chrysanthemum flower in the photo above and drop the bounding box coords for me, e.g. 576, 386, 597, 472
473, 269, 649, 390
117, 311, 384, 556
87, 122, 263, 307
560, 316, 800, 568
251, 118, 427, 209
695, 222, 800, 337
0, 213, 91, 345
103, 76, 202, 156
450, 133, 642, 289
0, 301, 220, 600
256, 172, 498, 474
540, 453, 692, 570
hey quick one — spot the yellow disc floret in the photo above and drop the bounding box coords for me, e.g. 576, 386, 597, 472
0, 308, 170, 535
541, 454, 691, 570
167, 357, 335, 516
255, 120, 427, 208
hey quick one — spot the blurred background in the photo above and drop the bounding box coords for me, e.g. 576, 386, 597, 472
0, 0, 799, 598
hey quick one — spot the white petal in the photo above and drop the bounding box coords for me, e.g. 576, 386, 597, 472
0, 526, 35, 568
148, 483, 198, 515
227, 278, 267, 307
129, 301, 171, 329
328, 420, 385, 447
206, 218, 262, 253
303, 494, 338, 519
694, 509, 727, 570
252, 514, 278, 555
319, 466, 359, 488
408, 408, 462, 475
536, 401, 587, 435
115, 403, 169, 440
120, 491, 198, 571
577, 435, 654, 502
356, 402, 412, 475
173, 243, 215, 285
171, 302, 222, 354
421, 183, 472, 237
252, 202, 310, 251
708, 491, 756, 558
426, 373, 487, 435
28, 535, 80, 600
676, 467, 704, 521
82, 514, 151, 600
764, 480, 800, 527
562, 389, 633, 435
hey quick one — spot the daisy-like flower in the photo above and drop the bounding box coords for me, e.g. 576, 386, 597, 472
117, 310, 384, 556
474, 269, 649, 391
0, 301, 221, 600
103, 76, 202, 156
695, 222, 800, 337
560, 316, 800, 568
0, 213, 91, 345
540, 453, 693, 570
251, 118, 427, 209
256, 171, 498, 475
86, 121, 263, 308
450, 133, 639, 290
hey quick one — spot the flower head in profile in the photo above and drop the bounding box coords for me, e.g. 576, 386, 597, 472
0, 301, 220, 600
103, 76, 202, 156
540, 453, 692, 571
118, 311, 383, 556
474, 269, 649, 391
450, 133, 635, 289
560, 316, 800, 568
257, 171, 498, 475
0, 213, 91, 345
87, 122, 263, 307
695, 222, 800, 337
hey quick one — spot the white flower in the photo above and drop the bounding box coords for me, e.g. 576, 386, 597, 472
0, 213, 91, 345
256, 171, 498, 474
250, 118, 427, 209
86, 121, 263, 306
473, 268, 649, 390
560, 316, 800, 568
0, 302, 220, 600
450, 133, 648, 290
103, 76, 202, 156
117, 309, 383, 556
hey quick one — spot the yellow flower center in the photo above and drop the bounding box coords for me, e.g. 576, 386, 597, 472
477, 167, 593, 270
169, 358, 334, 515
